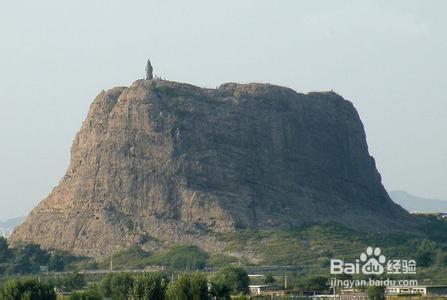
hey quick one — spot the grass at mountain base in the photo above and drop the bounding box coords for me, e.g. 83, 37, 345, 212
97, 245, 151, 270
143, 245, 209, 270
212, 222, 447, 280
90, 220, 447, 283
207, 253, 238, 267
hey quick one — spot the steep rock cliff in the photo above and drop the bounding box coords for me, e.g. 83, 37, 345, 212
11, 79, 414, 256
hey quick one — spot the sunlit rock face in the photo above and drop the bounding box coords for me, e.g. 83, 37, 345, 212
11, 79, 414, 256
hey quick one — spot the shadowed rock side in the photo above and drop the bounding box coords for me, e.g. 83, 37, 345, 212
11, 79, 415, 256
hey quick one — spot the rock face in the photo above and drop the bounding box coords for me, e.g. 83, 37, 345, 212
11, 79, 414, 256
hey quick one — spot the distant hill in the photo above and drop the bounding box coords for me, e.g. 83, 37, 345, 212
0, 216, 25, 238
389, 191, 447, 213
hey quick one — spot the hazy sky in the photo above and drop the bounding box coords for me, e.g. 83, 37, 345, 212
0, 1, 446, 220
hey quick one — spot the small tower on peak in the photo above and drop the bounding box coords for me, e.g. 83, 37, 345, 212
145, 59, 153, 80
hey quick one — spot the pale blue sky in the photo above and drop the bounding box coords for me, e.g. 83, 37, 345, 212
0, 0, 446, 220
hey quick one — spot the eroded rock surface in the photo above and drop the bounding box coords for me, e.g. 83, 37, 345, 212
11, 79, 414, 256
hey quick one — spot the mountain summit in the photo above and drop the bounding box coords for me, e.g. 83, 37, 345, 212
11, 79, 414, 256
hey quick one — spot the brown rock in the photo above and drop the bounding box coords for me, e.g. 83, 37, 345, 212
11, 79, 415, 256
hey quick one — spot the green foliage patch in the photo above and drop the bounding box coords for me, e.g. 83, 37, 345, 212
166, 272, 208, 300
0, 237, 82, 276
98, 245, 151, 270
0, 277, 56, 300
143, 245, 209, 270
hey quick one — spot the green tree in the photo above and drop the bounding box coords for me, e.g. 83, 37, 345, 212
212, 265, 249, 295
167, 274, 191, 299
100, 272, 134, 299
189, 273, 208, 299
0, 277, 56, 300
0, 237, 11, 263
305, 275, 329, 292
210, 275, 230, 299
6, 252, 39, 275
436, 251, 447, 267
297, 275, 329, 292
129, 272, 169, 300
415, 240, 437, 267
19, 244, 49, 265
69, 285, 102, 300
6, 243, 49, 274
48, 252, 65, 272
166, 273, 208, 300
366, 286, 385, 300
60, 273, 86, 291
264, 273, 275, 285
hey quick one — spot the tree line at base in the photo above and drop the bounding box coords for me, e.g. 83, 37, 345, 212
0, 265, 250, 299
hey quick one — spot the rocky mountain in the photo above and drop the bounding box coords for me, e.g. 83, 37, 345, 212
11, 79, 416, 256
389, 190, 447, 213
